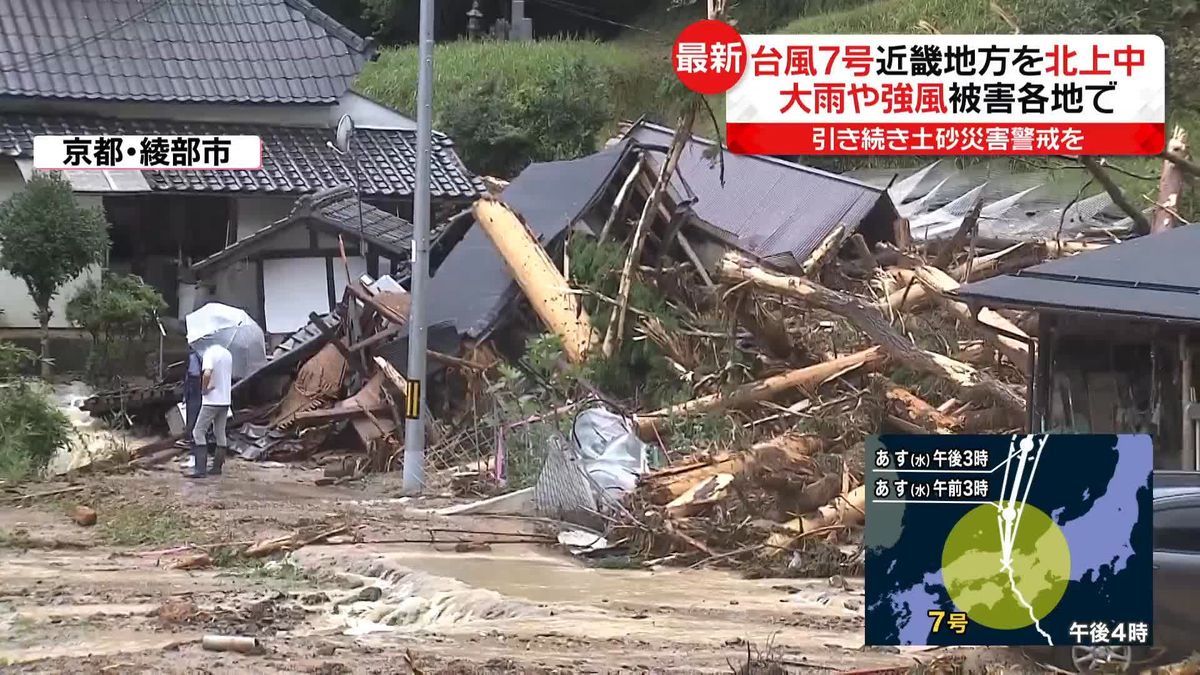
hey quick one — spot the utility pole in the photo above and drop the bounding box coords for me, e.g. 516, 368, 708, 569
403, 0, 435, 494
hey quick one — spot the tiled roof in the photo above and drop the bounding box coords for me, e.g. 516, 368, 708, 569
0, 0, 373, 104
193, 186, 448, 275
0, 114, 485, 199
313, 188, 416, 256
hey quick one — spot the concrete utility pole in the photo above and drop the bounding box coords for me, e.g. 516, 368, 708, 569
403, 0, 435, 494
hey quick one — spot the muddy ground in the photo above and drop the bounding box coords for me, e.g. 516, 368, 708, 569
0, 460, 1036, 674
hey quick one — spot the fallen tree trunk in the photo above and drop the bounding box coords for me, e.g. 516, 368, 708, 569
641, 434, 825, 505
911, 265, 1030, 376
473, 197, 597, 364
719, 254, 1026, 414
877, 377, 962, 433
1079, 156, 1152, 236
634, 347, 885, 438
764, 485, 866, 555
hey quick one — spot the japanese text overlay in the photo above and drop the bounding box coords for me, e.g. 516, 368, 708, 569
673, 27, 1165, 156
32, 135, 263, 170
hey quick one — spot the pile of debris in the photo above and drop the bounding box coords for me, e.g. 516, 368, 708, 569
79, 117, 1170, 578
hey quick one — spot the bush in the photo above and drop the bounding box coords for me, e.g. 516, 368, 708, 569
432, 56, 610, 176
356, 40, 677, 176
0, 345, 71, 483
66, 274, 167, 383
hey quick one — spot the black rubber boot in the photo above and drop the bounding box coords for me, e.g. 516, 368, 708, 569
210, 445, 227, 475
186, 441, 208, 479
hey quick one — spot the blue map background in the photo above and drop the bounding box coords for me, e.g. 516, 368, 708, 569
864, 434, 1153, 646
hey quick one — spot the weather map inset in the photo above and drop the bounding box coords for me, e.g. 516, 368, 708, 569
864, 434, 1153, 647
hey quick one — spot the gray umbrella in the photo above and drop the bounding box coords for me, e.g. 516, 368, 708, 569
185, 303, 267, 380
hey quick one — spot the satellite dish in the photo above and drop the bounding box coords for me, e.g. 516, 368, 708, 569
334, 114, 355, 154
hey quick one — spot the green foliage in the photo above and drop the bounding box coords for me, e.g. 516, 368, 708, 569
0, 342, 36, 380
430, 56, 609, 176
66, 274, 166, 383
0, 174, 109, 327
0, 381, 72, 483
567, 237, 684, 408
357, 40, 680, 174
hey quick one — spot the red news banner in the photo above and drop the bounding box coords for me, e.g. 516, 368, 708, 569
672, 22, 1166, 156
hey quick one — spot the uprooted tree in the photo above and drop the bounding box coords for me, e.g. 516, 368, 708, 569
0, 173, 110, 377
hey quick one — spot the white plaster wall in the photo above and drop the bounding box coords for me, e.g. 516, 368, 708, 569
235, 197, 297, 240
0, 159, 102, 329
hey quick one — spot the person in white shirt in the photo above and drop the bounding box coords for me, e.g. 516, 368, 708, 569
188, 343, 233, 479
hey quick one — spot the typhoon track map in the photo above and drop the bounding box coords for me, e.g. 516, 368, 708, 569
865, 434, 1153, 647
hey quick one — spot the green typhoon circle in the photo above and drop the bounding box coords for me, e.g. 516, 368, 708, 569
940, 503, 1071, 631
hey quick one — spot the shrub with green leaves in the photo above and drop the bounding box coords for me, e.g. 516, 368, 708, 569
437, 56, 610, 176
0, 342, 71, 483
0, 173, 109, 377
0, 383, 71, 483
66, 274, 167, 383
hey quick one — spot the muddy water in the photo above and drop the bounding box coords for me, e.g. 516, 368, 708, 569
292, 543, 903, 670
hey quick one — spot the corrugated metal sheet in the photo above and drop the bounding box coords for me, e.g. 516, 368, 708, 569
623, 121, 897, 270
957, 225, 1200, 323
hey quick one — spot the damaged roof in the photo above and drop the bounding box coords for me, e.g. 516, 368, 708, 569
425, 140, 636, 338
621, 120, 899, 270
193, 186, 422, 275
0, 0, 373, 104
957, 225, 1200, 324
0, 114, 483, 199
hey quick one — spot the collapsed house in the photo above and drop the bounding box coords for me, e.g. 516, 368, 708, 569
188, 186, 468, 340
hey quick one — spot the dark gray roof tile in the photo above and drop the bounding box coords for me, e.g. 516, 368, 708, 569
0, 113, 485, 199
0, 0, 373, 104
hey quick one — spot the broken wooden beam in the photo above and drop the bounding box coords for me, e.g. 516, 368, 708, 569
933, 195, 983, 270
291, 403, 393, 428
605, 107, 697, 358
473, 196, 597, 364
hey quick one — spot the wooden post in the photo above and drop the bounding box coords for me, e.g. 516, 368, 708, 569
1181, 333, 1194, 470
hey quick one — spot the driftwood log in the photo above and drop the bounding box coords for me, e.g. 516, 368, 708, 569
473, 197, 597, 364
911, 265, 1031, 376
634, 347, 885, 438
718, 254, 1026, 415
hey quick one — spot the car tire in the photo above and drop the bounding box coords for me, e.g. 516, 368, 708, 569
1052, 645, 1151, 673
